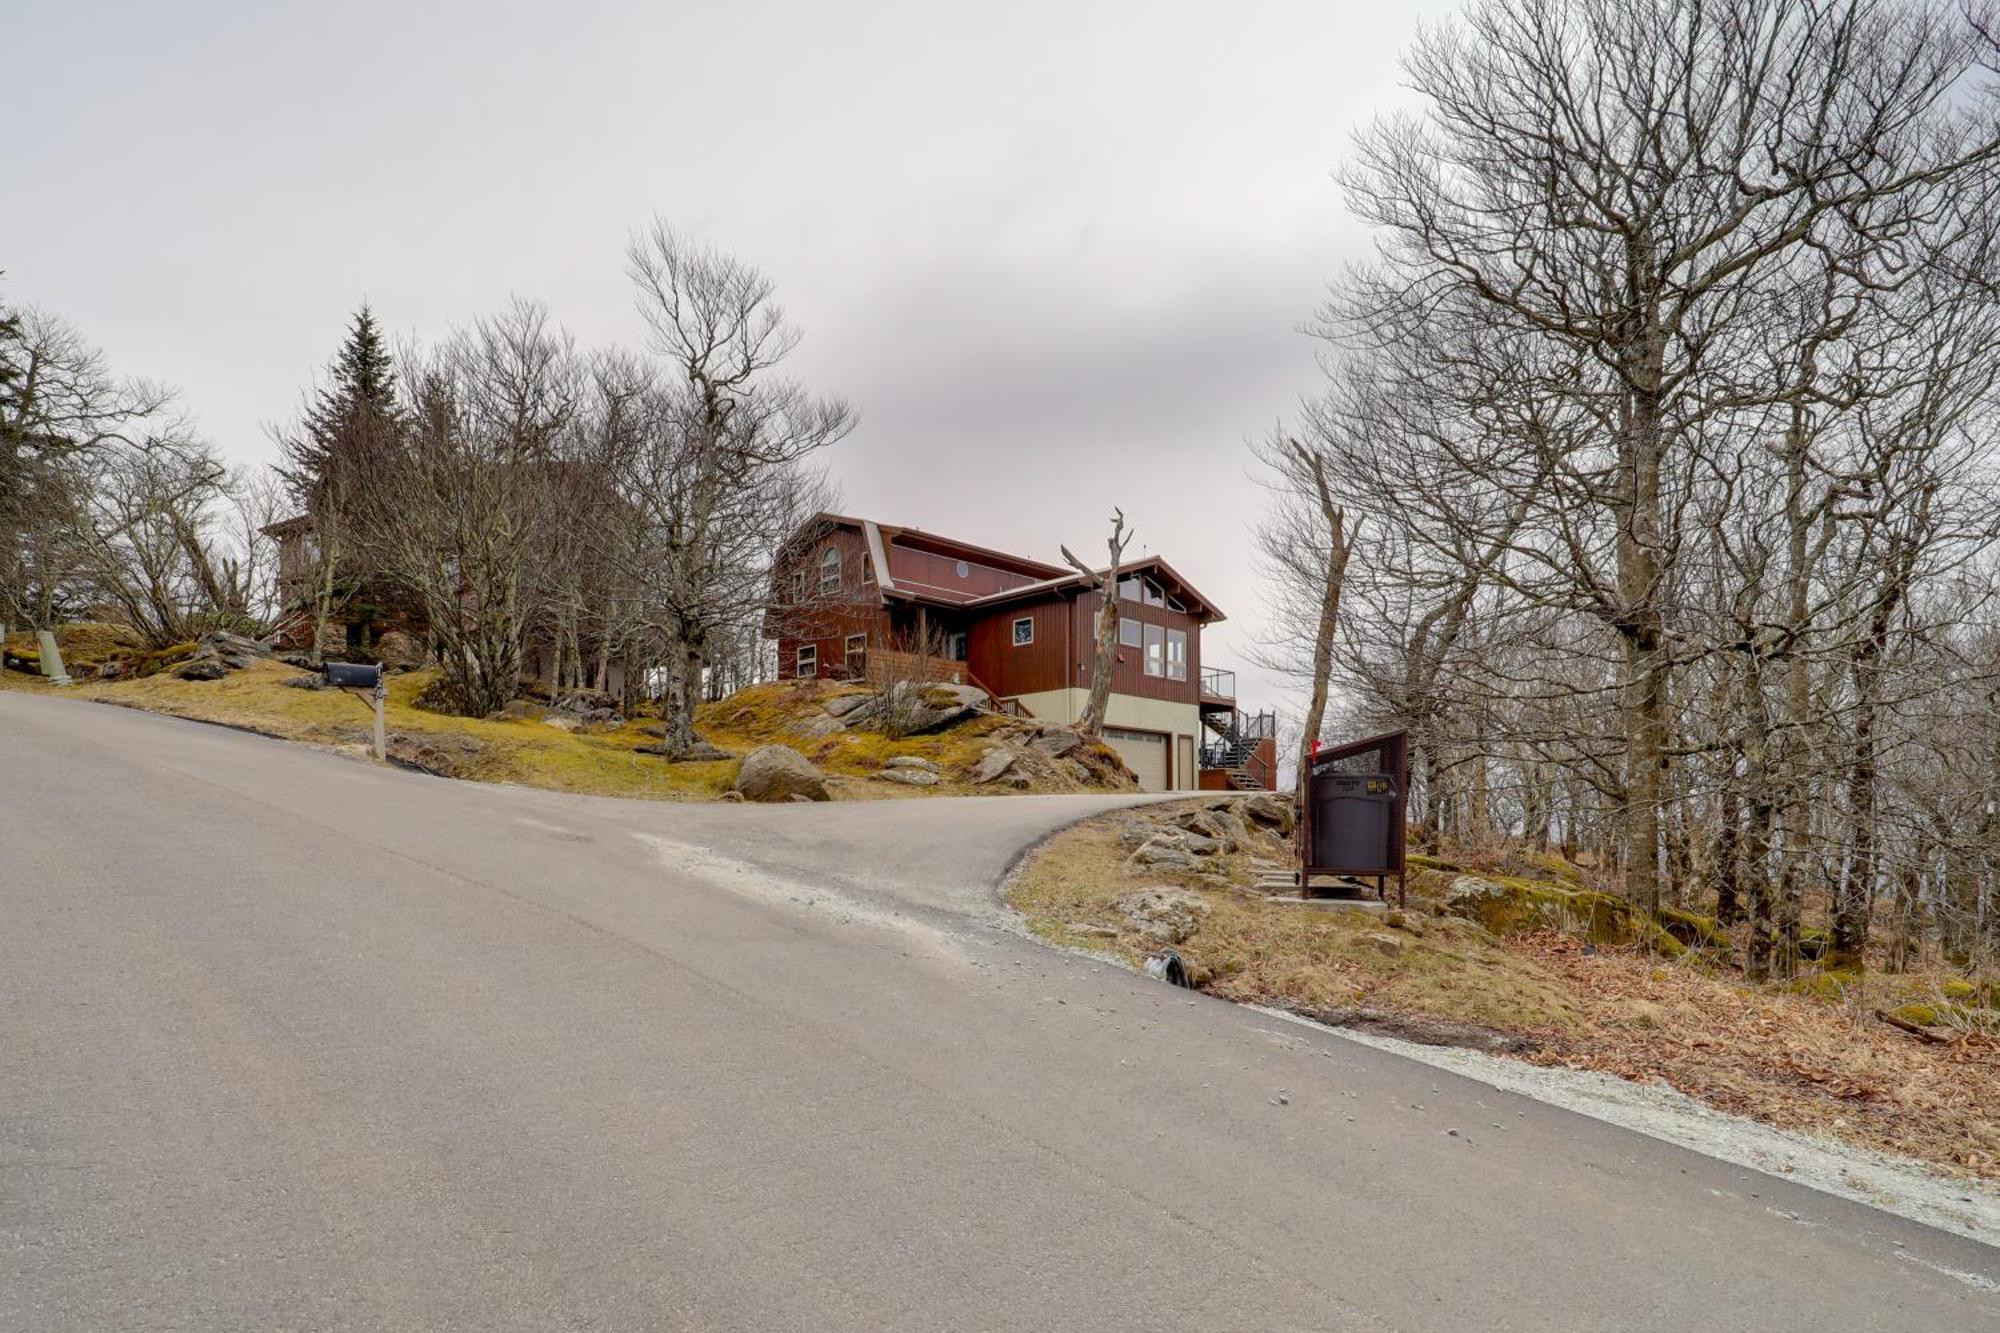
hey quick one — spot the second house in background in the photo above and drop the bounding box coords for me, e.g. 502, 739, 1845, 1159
765, 513, 1274, 793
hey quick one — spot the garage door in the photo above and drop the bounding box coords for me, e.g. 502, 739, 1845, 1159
1104, 727, 1168, 792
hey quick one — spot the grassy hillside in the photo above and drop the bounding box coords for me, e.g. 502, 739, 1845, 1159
5, 634, 1128, 802
1009, 804, 2000, 1182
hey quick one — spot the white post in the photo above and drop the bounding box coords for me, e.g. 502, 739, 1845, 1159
372, 680, 387, 762
35, 630, 71, 686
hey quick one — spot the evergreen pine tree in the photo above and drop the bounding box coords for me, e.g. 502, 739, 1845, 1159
278, 304, 400, 509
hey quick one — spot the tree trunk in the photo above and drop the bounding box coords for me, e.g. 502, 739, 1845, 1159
1294, 493, 1353, 809
1062, 510, 1130, 739
1615, 315, 1669, 914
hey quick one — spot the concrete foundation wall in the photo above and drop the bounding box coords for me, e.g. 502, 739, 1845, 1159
1013, 689, 1201, 790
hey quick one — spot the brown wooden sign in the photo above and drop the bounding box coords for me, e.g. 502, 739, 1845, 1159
1299, 729, 1410, 903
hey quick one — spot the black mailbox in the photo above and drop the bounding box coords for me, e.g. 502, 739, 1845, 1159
323, 661, 384, 690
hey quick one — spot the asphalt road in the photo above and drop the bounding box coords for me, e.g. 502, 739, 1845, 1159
3, 692, 1997, 1331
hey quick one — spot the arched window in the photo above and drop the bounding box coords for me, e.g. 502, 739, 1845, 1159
819, 546, 841, 595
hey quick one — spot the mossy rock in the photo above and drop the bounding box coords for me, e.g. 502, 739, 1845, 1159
1405, 867, 1461, 902
129, 642, 197, 677
1941, 977, 1977, 1002
1797, 925, 1831, 962
1408, 853, 1464, 875
1789, 970, 1861, 1003
1443, 875, 1640, 946
1653, 906, 1729, 951
1888, 1002, 1943, 1028
1495, 847, 1589, 886
1644, 924, 1689, 960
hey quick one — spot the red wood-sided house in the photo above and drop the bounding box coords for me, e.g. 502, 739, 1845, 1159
765, 514, 1276, 793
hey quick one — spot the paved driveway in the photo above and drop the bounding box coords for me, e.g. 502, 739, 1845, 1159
3, 692, 1996, 1331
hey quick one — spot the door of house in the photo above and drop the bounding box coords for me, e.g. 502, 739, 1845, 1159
1104, 727, 1169, 792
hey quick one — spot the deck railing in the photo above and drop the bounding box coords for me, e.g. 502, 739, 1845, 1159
1200, 667, 1236, 699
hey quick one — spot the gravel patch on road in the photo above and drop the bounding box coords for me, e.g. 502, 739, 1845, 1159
1259, 1003, 2000, 1253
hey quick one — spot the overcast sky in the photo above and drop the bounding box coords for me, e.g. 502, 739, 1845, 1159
5, 1, 1430, 709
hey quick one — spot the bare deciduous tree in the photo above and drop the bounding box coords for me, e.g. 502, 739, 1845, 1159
1061, 508, 1131, 738
618, 221, 853, 757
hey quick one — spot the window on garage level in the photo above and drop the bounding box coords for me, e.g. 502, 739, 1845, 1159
796, 644, 817, 678
1013, 616, 1034, 647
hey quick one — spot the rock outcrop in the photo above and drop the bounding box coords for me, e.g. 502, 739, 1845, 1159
1241, 792, 1297, 835
1116, 886, 1212, 943
175, 630, 274, 681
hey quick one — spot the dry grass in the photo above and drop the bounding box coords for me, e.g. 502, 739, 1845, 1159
20, 653, 1118, 802
78, 659, 723, 799
1008, 811, 1586, 1037
1516, 935, 2000, 1178
1010, 803, 2000, 1182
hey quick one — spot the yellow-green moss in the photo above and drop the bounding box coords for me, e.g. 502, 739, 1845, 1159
1453, 876, 1638, 945
1888, 1002, 1943, 1027
1942, 978, 1977, 1002
1653, 905, 1730, 951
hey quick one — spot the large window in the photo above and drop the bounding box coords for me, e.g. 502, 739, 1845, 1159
819, 547, 841, 595
844, 633, 867, 678
1166, 628, 1188, 681
1143, 623, 1165, 677
1117, 575, 1166, 608
796, 644, 818, 678
1119, 617, 1142, 648
1012, 616, 1035, 647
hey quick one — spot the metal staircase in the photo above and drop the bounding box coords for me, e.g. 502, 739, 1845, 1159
1199, 708, 1275, 790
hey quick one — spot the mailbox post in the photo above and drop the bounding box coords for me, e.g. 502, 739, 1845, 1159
1299, 729, 1410, 905
324, 662, 386, 762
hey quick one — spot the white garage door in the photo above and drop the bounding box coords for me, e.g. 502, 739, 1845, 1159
1104, 727, 1168, 792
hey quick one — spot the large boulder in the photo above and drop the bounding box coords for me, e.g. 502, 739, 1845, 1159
1128, 835, 1200, 872
374, 629, 427, 672
903, 682, 989, 733
1443, 874, 1636, 944
845, 681, 992, 735
732, 744, 830, 802
875, 768, 940, 787
1116, 886, 1213, 943
789, 712, 847, 740
1242, 792, 1297, 835
1031, 728, 1085, 759
1210, 807, 1252, 852
174, 629, 278, 680
970, 748, 1018, 784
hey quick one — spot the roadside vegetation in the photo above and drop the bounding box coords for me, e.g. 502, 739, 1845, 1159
4, 625, 1132, 801
1009, 801, 2000, 1183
